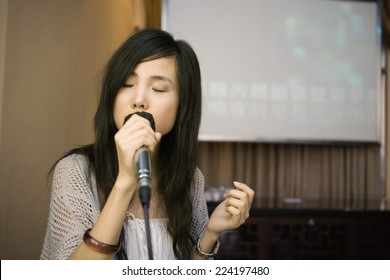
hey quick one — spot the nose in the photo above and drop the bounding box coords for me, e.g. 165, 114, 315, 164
131, 86, 148, 109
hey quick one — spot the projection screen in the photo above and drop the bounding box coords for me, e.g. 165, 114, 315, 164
162, 0, 382, 143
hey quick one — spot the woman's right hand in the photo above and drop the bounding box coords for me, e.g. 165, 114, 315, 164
114, 113, 161, 192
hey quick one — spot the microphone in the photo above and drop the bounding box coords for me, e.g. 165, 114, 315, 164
123, 111, 155, 207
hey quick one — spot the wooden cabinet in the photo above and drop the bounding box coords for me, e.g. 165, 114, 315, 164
209, 202, 390, 259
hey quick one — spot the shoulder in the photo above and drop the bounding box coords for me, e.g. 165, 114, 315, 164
51, 153, 95, 193
191, 167, 206, 205
49, 153, 99, 214
54, 153, 90, 171
52, 153, 90, 179
191, 167, 205, 199
193, 167, 205, 189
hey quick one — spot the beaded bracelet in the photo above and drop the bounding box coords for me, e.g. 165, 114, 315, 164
195, 228, 220, 259
83, 228, 121, 255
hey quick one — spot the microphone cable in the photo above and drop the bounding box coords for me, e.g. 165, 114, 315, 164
140, 186, 153, 260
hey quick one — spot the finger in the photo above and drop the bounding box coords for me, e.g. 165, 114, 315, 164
225, 188, 248, 201
225, 205, 244, 227
225, 197, 249, 222
224, 188, 251, 209
117, 117, 158, 150
233, 181, 255, 205
125, 131, 159, 153
115, 128, 158, 160
121, 116, 155, 136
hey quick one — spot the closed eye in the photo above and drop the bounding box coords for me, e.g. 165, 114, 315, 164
122, 84, 134, 88
152, 88, 166, 93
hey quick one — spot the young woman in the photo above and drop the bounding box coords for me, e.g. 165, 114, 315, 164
40, 29, 254, 260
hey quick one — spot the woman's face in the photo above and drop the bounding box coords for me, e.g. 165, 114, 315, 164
114, 56, 179, 135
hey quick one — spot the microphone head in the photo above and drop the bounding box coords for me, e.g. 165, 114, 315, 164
123, 112, 155, 131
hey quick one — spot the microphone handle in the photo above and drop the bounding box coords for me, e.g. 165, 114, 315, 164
136, 147, 152, 206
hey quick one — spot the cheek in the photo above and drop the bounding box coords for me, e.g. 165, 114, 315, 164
154, 102, 179, 135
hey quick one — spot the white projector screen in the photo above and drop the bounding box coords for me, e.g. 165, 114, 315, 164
162, 0, 381, 143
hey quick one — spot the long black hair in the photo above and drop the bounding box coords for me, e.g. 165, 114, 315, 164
53, 29, 202, 259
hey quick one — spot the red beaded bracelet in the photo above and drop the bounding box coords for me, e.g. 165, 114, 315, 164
83, 228, 121, 255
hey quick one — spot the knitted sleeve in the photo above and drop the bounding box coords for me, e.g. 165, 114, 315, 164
190, 167, 209, 242
40, 154, 100, 260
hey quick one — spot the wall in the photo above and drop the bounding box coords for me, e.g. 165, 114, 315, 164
0, 0, 7, 154
0, 0, 141, 259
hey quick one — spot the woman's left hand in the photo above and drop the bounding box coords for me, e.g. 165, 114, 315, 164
207, 181, 254, 235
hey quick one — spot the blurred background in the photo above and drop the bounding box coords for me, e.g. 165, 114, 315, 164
1, 0, 390, 259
